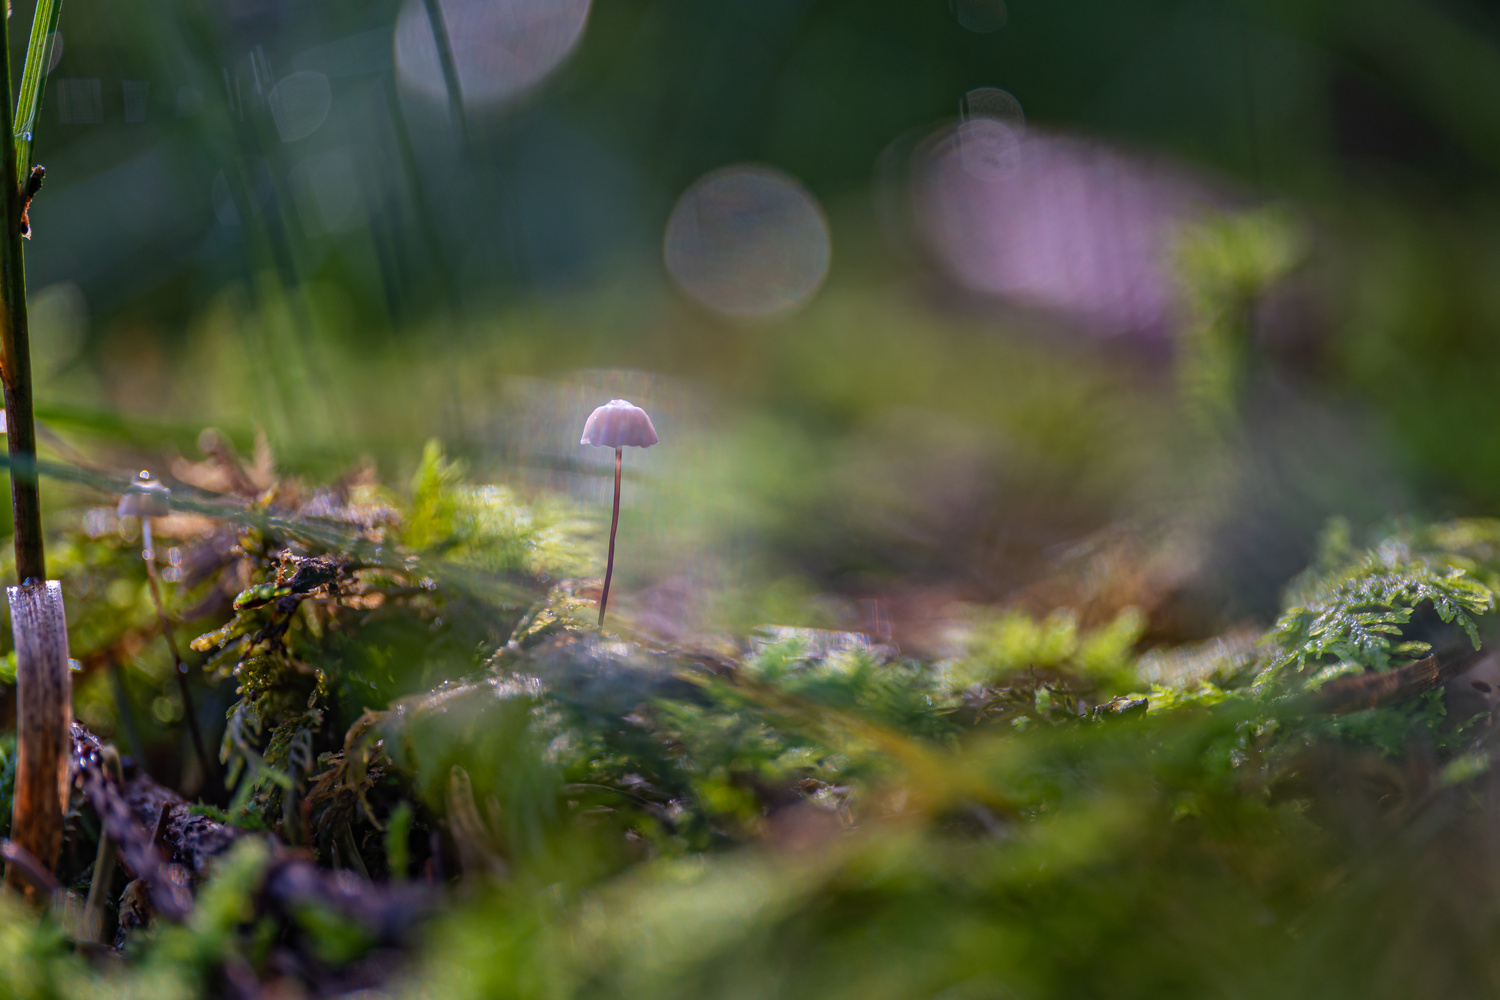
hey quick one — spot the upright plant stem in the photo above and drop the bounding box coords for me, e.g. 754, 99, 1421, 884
142, 521, 213, 784
598, 446, 622, 627
1, 0, 65, 906
0, 11, 43, 584
14, 0, 63, 184
422, 0, 469, 146
106, 656, 147, 769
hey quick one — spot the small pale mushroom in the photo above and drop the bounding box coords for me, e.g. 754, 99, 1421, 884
117, 471, 213, 784
117, 471, 172, 554
580, 400, 658, 626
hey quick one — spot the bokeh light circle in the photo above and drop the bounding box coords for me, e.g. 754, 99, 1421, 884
957, 119, 1022, 181
663, 164, 832, 320
394, 0, 591, 108
955, 0, 1008, 32
268, 72, 332, 142
963, 86, 1024, 130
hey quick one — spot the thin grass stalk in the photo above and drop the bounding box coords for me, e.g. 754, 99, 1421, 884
13, 0, 63, 183
421, 0, 468, 145
0, 0, 58, 583
1, 0, 67, 903
105, 655, 147, 769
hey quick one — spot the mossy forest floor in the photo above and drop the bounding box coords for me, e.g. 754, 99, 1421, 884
2, 438, 1500, 999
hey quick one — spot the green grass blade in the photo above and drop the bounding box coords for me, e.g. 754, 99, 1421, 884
13, 0, 63, 182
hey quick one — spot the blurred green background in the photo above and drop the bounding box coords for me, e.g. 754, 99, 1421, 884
15, 0, 1500, 650
7, 1, 1500, 995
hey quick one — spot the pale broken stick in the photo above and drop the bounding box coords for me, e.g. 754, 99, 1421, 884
4, 580, 70, 903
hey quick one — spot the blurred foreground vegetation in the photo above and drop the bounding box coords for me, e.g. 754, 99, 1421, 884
5, 440, 1500, 997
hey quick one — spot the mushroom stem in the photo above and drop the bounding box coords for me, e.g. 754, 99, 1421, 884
141, 518, 214, 786
599, 446, 622, 627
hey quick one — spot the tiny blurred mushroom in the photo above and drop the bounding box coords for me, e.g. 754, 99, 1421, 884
580, 400, 658, 626
117, 471, 213, 784
118, 471, 171, 557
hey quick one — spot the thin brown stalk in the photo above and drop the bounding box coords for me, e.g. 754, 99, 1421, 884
142, 522, 215, 785
598, 446, 622, 627
0, 8, 43, 583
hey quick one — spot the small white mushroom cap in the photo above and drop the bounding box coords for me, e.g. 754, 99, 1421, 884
117, 471, 172, 519
580, 399, 659, 448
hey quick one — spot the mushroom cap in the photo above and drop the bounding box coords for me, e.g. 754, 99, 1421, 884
580, 399, 658, 448
117, 471, 172, 519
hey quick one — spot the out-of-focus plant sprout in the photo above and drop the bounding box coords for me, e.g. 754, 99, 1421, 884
1174, 207, 1307, 435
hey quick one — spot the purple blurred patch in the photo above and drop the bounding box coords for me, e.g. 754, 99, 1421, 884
914, 125, 1217, 341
